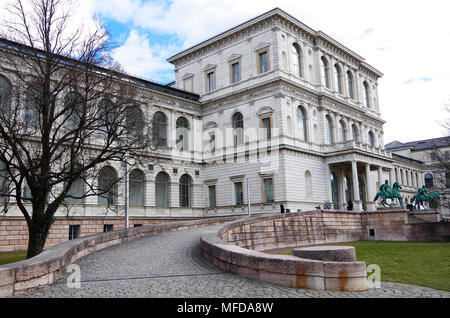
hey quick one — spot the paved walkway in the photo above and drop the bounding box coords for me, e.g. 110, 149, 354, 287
19, 225, 450, 298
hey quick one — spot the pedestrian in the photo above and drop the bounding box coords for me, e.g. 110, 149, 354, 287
347, 200, 353, 211
280, 203, 285, 214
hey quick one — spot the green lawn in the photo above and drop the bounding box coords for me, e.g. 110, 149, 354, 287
0, 251, 27, 266
279, 241, 450, 292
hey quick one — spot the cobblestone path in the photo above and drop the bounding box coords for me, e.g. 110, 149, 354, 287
19, 225, 450, 298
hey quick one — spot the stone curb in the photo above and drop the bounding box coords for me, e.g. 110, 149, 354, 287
200, 212, 368, 292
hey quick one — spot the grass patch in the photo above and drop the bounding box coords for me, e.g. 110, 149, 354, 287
0, 251, 27, 266
278, 241, 450, 292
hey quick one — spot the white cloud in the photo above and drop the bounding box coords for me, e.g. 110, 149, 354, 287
111, 29, 176, 82
1, 0, 449, 142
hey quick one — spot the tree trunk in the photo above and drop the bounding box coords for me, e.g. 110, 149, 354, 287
26, 205, 53, 259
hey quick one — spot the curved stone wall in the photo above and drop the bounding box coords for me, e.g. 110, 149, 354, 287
0, 216, 243, 297
200, 211, 368, 291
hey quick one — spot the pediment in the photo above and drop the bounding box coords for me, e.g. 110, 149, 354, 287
181, 73, 194, 80
203, 121, 218, 130
254, 42, 271, 52
256, 106, 274, 116
203, 64, 217, 72
227, 54, 242, 62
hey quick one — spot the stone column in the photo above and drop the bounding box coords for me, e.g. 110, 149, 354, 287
389, 168, 394, 186
325, 164, 332, 203
351, 160, 362, 211
365, 163, 375, 211
378, 166, 383, 187
339, 171, 347, 210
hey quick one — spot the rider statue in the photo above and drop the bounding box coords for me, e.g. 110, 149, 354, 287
380, 180, 391, 198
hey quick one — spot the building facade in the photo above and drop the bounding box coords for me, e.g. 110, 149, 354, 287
0, 9, 438, 248
386, 137, 450, 213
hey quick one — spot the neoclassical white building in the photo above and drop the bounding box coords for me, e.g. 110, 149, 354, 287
0, 8, 429, 222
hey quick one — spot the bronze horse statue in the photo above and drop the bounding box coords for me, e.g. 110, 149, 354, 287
373, 181, 403, 207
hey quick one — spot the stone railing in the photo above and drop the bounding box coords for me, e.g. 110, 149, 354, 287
200, 211, 368, 291
321, 140, 392, 158
0, 215, 244, 297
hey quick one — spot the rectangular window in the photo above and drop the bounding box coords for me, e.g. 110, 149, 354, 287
134, 224, 142, 228
234, 182, 243, 206
261, 117, 272, 139
207, 72, 215, 92
103, 224, 113, 232
68, 225, 80, 240
208, 185, 216, 208
263, 178, 274, 203
231, 62, 240, 83
258, 51, 269, 74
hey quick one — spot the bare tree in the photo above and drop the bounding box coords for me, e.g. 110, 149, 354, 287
0, 0, 158, 258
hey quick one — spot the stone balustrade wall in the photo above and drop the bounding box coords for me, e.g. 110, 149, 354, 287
200, 211, 369, 292
0, 215, 244, 297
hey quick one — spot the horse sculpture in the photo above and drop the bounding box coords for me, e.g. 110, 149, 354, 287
411, 186, 440, 210
373, 181, 403, 208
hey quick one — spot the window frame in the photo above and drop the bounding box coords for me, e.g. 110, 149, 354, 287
257, 49, 270, 74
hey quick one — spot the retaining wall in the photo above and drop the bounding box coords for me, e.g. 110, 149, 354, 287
0, 215, 244, 297
200, 211, 368, 292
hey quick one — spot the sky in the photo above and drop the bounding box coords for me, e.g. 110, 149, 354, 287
1, 0, 449, 144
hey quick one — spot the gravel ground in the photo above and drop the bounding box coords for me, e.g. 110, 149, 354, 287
17, 225, 450, 298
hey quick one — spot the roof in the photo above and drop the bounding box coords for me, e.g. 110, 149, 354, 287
386, 136, 450, 151
166, 8, 383, 77
0, 38, 200, 103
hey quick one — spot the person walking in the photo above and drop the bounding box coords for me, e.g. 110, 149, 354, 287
280, 203, 285, 214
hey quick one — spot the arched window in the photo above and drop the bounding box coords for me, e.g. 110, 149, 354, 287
98, 166, 118, 205
63, 92, 84, 130
232, 112, 244, 147
98, 99, 116, 136
363, 81, 371, 108
297, 106, 308, 141
155, 172, 169, 207
179, 174, 192, 207
321, 56, 330, 88
305, 170, 313, 200
129, 169, 144, 207
25, 85, 42, 127
347, 71, 354, 99
292, 43, 303, 78
0, 76, 12, 117
313, 124, 319, 143
176, 117, 190, 151
339, 120, 347, 142
334, 64, 343, 94
126, 106, 144, 137
424, 173, 433, 189
351, 124, 359, 142
152, 112, 168, 146
326, 115, 334, 144
368, 131, 375, 147
66, 177, 84, 204
331, 172, 339, 209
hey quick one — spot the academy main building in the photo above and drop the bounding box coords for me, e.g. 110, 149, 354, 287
0, 8, 434, 249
